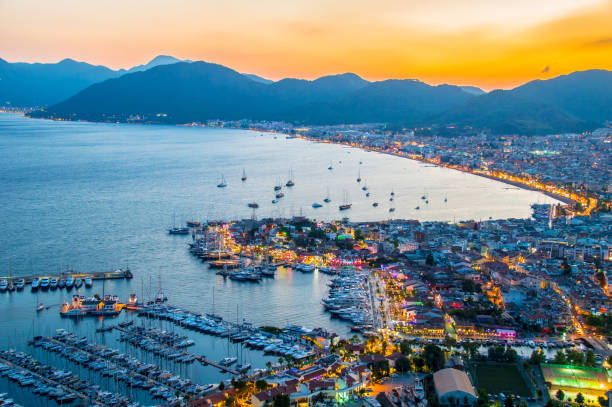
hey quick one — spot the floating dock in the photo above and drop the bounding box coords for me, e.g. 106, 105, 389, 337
0, 268, 133, 285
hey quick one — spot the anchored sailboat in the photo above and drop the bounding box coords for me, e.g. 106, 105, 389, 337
286, 169, 295, 187
323, 187, 331, 203
339, 191, 352, 211
217, 174, 227, 188
241, 169, 247, 182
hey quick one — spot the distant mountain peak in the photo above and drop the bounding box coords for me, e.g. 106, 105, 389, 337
126, 55, 190, 74
242, 73, 274, 84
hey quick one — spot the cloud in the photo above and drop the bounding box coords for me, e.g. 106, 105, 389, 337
541, 65, 550, 73
589, 37, 612, 46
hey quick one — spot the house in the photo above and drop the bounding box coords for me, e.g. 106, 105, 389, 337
433, 368, 478, 406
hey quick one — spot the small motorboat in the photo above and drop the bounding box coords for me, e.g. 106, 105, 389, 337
15, 279, 25, 291
85, 276, 93, 288
37, 303, 45, 312
372, 202, 379, 207
168, 227, 190, 235
275, 192, 284, 199
64, 276, 74, 290
339, 204, 351, 211
312, 203, 323, 208
74, 278, 83, 289
31, 277, 40, 291
389, 208, 395, 212
39, 277, 49, 290
49, 277, 58, 290
219, 357, 237, 366
58, 278, 66, 289
247, 202, 259, 209
0, 279, 7, 293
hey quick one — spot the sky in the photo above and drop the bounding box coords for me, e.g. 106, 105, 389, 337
1, 0, 611, 90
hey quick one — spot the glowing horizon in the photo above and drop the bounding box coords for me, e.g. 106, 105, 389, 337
1, 0, 611, 91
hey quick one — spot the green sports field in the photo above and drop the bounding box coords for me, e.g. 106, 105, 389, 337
473, 363, 532, 397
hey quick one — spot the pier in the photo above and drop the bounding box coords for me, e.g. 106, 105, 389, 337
117, 322, 243, 376
195, 356, 240, 376
0, 268, 133, 285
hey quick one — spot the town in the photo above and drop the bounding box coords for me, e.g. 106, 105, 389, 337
167, 194, 611, 407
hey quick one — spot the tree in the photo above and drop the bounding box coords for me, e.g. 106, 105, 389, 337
462, 341, 479, 358
274, 394, 291, 407
555, 390, 565, 401
400, 340, 413, 355
423, 344, 445, 371
553, 350, 567, 364
530, 350, 546, 364
395, 356, 411, 373
255, 379, 268, 391
476, 388, 489, 407
219, 381, 225, 390
607, 355, 612, 366
567, 350, 584, 365
413, 356, 425, 372
443, 336, 457, 351
371, 359, 390, 379
504, 395, 514, 407
226, 396, 237, 407
585, 350, 596, 367
575, 393, 585, 405
598, 396, 608, 407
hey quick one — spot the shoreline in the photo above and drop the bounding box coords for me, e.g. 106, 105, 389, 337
11, 113, 580, 207
292, 135, 579, 206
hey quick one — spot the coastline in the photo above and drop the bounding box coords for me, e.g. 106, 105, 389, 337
292, 134, 580, 206
12, 113, 581, 207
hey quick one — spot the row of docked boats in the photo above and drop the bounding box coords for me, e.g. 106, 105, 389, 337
35, 330, 213, 402
323, 270, 374, 330
138, 304, 316, 361
0, 392, 22, 407
1, 348, 137, 406
30, 275, 93, 292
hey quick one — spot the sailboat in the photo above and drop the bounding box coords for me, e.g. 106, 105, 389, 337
285, 169, 295, 187
206, 287, 222, 322
323, 188, 331, 203
217, 174, 227, 188
357, 168, 361, 182
7, 266, 14, 292
328, 161, 333, 170
274, 178, 282, 191
241, 169, 247, 182
362, 181, 368, 191
339, 191, 352, 211
36, 291, 44, 312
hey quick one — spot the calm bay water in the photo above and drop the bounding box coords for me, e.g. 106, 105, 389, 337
0, 113, 559, 402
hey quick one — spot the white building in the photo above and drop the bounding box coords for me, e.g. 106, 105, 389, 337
433, 368, 478, 406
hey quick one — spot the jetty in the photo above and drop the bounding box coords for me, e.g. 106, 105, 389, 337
116, 325, 242, 375
0, 268, 133, 285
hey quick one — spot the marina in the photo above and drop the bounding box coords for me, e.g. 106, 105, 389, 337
0, 114, 570, 403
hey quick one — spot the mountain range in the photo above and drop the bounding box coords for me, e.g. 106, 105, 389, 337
3, 55, 610, 134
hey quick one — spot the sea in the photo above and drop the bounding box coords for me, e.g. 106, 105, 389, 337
0, 113, 560, 405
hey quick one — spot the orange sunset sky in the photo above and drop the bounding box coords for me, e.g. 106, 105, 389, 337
1, 0, 611, 90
